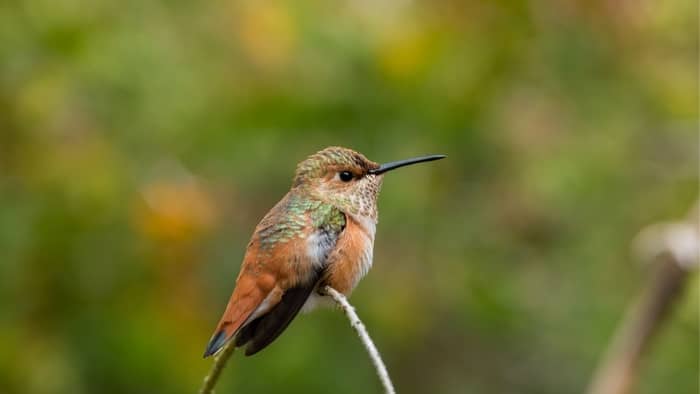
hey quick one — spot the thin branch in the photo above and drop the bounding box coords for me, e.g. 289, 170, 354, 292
586, 255, 688, 394
322, 285, 396, 394
199, 337, 236, 394
198, 285, 397, 394
586, 203, 698, 394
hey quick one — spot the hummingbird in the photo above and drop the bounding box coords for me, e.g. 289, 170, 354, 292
204, 146, 445, 357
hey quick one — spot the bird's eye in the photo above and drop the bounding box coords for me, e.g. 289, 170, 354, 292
339, 171, 353, 182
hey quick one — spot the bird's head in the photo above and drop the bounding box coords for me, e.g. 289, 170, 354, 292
293, 146, 445, 220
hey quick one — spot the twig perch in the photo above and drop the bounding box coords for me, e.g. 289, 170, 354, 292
199, 336, 236, 394
321, 285, 396, 394
198, 285, 396, 394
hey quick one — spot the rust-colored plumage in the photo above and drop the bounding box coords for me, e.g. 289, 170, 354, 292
204, 147, 445, 357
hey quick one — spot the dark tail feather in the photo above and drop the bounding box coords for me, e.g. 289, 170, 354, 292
236, 274, 321, 356
203, 329, 229, 358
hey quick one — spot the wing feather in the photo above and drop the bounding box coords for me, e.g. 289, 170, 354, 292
203, 192, 346, 357
235, 267, 322, 355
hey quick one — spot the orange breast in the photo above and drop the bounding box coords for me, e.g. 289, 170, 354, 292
322, 215, 375, 295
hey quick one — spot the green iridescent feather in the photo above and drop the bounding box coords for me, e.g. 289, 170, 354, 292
258, 193, 345, 250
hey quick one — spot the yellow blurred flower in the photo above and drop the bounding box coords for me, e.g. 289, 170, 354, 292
135, 174, 216, 245
233, 1, 298, 70
376, 25, 434, 81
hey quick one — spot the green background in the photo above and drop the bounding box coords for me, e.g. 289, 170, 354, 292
0, 1, 697, 393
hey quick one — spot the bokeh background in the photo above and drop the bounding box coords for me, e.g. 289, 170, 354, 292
0, 0, 697, 393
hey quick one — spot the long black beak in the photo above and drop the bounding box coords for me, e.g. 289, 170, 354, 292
368, 154, 446, 175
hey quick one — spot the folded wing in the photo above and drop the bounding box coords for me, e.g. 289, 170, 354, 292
204, 193, 346, 357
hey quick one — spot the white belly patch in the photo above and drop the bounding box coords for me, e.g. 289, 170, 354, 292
302, 214, 377, 312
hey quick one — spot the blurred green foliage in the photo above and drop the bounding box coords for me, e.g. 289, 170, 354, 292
0, 0, 697, 393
